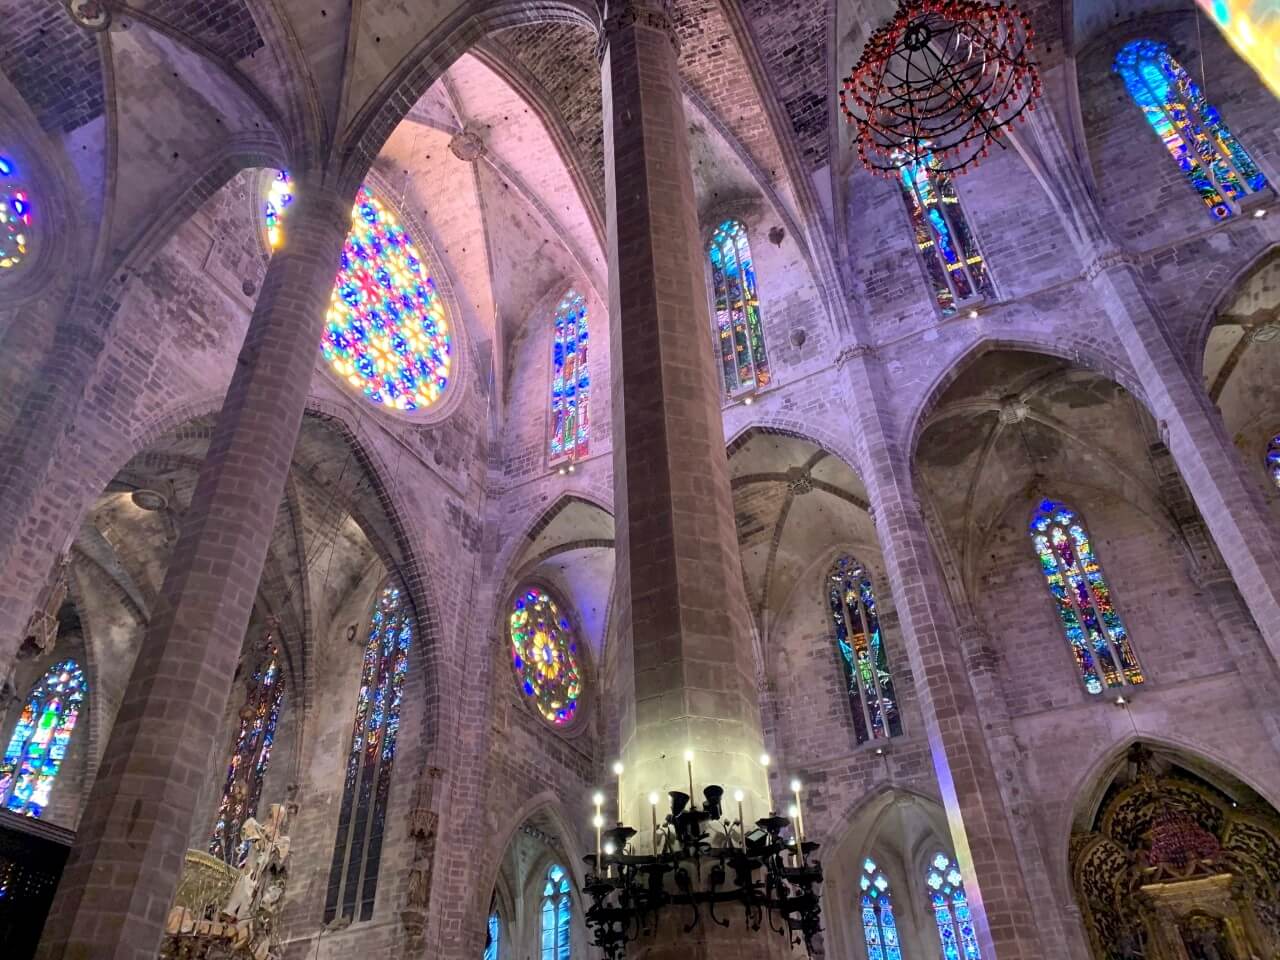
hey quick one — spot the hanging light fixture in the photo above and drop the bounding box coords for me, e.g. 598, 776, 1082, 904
839, 0, 1042, 176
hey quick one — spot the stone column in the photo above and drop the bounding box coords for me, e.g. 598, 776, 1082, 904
37, 176, 353, 960
840, 349, 1053, 960
1092, 258, 1280, 665
602, 3, 780, 955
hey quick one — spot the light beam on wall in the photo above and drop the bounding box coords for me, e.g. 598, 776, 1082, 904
1195, 0, 1280, 99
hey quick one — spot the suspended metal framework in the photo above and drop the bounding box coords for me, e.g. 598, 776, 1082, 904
839, 0, 1042, 176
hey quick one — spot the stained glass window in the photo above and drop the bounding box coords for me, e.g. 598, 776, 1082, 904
1114, 39, 1269, 221
264, 170, 293, 250
927, 852, 981, 960
1267, 435, 1280, 489
0, 155, 33, 270
550, 291, 590, 463
860, 857, 904, 960
0, 659, 85, 817
829, 556, 901, 744
1030, 499, 1144, 695
484, 910, 501, 960
708, 219, 770, 397
509, 587, 582, 727
897, 152, 995, 315
541, 864, 572, 960
208, 641, 286, 864
262, 173, 453, 414
324, 585, 414, 923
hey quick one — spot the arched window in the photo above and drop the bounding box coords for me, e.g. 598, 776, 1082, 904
541, 864, 572, 960
708, 219, 770, 397
0, 154, 33, 270
484, 909, 501, 960
1267, 434, 1280, 489
897, 153, 995, 316
509, 586, 582, 727
1114, 39, 1269, 221
324, 585, 414, 924
860, 857, 904, 960
926, 852, 981, 960
828, 556, 901, 744
262, 175, 453, 413
1030, 499, 1144, 695
550, 291, 590, 463
209, 640, 286, 863
0, 659, 86, 817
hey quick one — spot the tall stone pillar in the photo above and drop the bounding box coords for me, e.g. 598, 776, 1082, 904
602, 3, 780, 955
1093, 259, 1280, 664
37, 176, 353, 960
840, 350, 1053, 960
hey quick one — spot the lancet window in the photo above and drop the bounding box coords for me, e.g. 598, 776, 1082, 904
1114, 39, 1269, 221
1029, 499, 1144, 695
860, 857, 904, 960
0, 659, 85, 817
324, 585, 414, 923
708, 219, 770, 397
550, 291, 590, 463
828, 556, 901, 744
926, 852, 982, 960
541, 864, 572, 960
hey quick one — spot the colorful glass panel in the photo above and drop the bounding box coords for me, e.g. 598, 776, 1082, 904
1030, 499, 1143, 695
708, 219, 770, 396
541, 864, 572, 960
550, 291, 590, 463
829, 556, 901, 744
485, 911, 500, 960
860, 857, 903, 960
510, 587, 582, 727
898, 153, 995, 316
927, 852, 981, 960
209, 642, 286, 864
1114, 39, 1268, 221
0, 155, 33, 270
264, 171, 293, 250
0, 659, 86, 817
1267, 435, 1280, 489
324, 585, 414, 924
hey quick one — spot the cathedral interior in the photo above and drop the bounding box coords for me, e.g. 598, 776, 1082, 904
0, 0, 1278, 959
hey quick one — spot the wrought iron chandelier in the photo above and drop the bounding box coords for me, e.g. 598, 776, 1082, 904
582, 769, 824, 958
839, 0, 1042, 175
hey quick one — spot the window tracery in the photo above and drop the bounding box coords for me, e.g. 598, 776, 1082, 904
828, 556, 901, 743
485, 910, 500, 960
897, 152, 995, 315
0, 155, 33, 270
0, 659, 85, 817
324, 585, 414, 923
550, 291, 590, 463
708, 219, 770, 397
926, 852, 982, 960
1114, 39, 1269, 220
208, 641, 285, 864
509, 587, 582, 727
1030, 499, 1143, 695
541, 864, 572, 960
860, 857, 904, 960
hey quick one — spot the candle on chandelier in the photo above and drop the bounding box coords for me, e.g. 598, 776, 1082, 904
791, 779, 806, 844
649, 792, 660, 849
684, 749, 695, 802
734, 789, 745, 845
613, 761, 624, 823
593, 791, 604, 871
760, 753, 774, 812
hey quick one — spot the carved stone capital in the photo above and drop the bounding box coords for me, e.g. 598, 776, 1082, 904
835, 343, 876, 368
65, 0, 112, 30
599, 1, 680, 59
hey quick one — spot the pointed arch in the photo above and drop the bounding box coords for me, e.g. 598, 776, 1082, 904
1029, 498, 1144, 695
540, 863, 572, 960
549, 289, 590, 463
925, 851, 983, 960
860, 855, 905, 960
1114, 38, 1269, 221
708, 218, 771, 396
0, 658, 86, 817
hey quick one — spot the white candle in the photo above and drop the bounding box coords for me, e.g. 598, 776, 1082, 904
613, 761, 624, 823
684, 749, 695, 802
760, 753, 773, 812
733, 789, 745, 845
649, 791, 660, 850
593, 791, 604, 871
790, 779, 806, 852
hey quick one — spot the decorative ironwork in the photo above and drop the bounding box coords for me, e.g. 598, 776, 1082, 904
839, 0, 1041, 175
582, 788, 824, 958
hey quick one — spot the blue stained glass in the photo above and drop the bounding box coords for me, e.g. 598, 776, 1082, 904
927, 853, 982, 960
542, 864, 572, 960
708, 219, 770, 396
550, 292, 590, 463
1114, 39, 1268, 220
485, 911, 500, 960
860, 858, 902, 960
0, 659, 85, 817
324, 585, 415, 924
